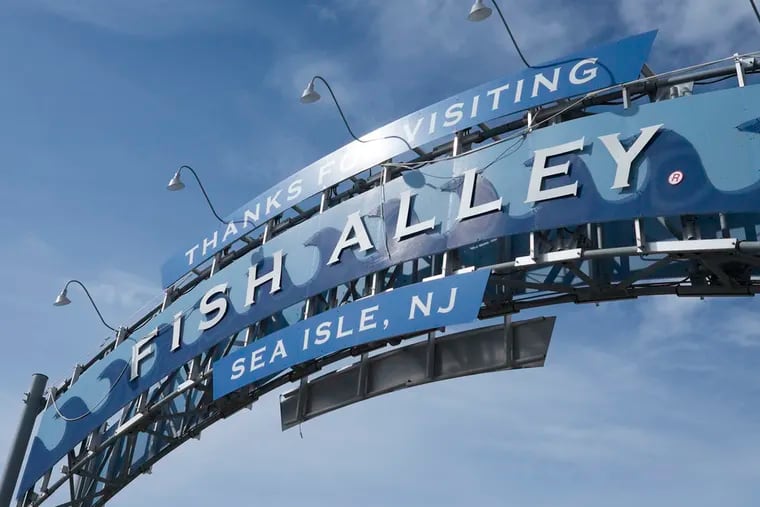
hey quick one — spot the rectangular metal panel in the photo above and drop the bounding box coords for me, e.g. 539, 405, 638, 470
212, 270, 491, 399
280, 316, 555, 430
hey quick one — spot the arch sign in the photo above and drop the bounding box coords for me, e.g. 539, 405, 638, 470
18, 30, 760, 500
159, 30, 658, 287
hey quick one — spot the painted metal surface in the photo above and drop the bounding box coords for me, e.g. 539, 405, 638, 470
160, 31, 657, 287
279, 317, 555, 430
213, 269, 491, 399
18, 80, 760, 497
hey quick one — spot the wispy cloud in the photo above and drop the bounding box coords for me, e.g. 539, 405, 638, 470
19, 0, 255, 38
87, 268, 162, 323
618, 0, 760, 62
114, 299, 760, 506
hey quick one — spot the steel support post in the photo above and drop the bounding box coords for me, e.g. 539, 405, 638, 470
0, 373, 48, 507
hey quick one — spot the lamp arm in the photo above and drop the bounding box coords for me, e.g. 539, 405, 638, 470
312, 76, 415, 152
65, 280, 117, 332
178, 165, 228, 224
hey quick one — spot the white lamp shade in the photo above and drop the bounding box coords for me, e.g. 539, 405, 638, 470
167, 172, 185, 191
300, 80, 321, 103
54, 290, 71, 306
468, 0, 492, 21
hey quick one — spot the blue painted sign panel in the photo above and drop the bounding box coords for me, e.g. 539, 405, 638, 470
160, 31, 657, 287
213, 269, 491, 399
19, 82, 760, 496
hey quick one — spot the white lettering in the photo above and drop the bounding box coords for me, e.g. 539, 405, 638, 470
130, 328, 159, 381
270, 339, 288, 362
314, 321, 332, 345
394, 190, 436, 241
487, 83, 511, 111
328, 212, 375, 265
198, 283, 229, 331
442, 102, 464, 128
171, 312, 183, 351
202, 231, 218, 256
410, 293, 433, 319
470, 95, 480, 118
265, 190, 282, 215
222, 221, 239, 243
185, 244, 200, 265
569, 58, 599, 85
243, 206, 260, 229
359, 305, 379, 331
456, 169, 502, 221
336, 316, 353, 339
532, 67, 561, 97
403, 117, 425, 143
250, 347, 266, 371
318, 160, 334, 187
525, 138, 585, 203
245, 250, 284, 306
514, 78, 524, 103
437, 288, 458, 314
230, 358, 246, 380
599, 124, 663, 189
287, 179, 303, 201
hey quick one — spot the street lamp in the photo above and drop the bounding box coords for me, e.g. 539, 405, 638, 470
467, 0, 492, 21
300, 75, 414, 152
467, 0, 534, 68
166, 165, 227, 224
54, 279, 117, 332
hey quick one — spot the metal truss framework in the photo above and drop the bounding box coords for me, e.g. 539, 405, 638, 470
19, 52, 760, 506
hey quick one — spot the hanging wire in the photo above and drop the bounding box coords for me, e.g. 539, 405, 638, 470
489, 0, 533, 68
61, 280, 117, 332
308, 76, 415, 152
175, 165, 228, 224
750, 0, 760, 26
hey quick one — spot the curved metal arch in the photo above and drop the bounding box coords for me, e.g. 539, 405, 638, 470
18, 54, 760, 507
23, 210, 760, 506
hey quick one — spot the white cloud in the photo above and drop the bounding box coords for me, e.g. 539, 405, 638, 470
618, 0, 760, 61
4, 4, 760, 506
308, 3, 339, 23
636, 294, 705, 343
18, 0, 255, 38
87, 268, 162, 323
107, 298, 760, 506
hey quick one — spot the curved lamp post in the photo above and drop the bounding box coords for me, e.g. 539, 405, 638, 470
300, 75, 414, 152
54, 279, 117, 332
166, 165, 227, 224
467, 0, 534, 68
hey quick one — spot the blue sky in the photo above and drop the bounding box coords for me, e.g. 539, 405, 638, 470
1, 0, 760, 505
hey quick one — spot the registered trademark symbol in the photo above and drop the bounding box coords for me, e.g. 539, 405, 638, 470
668, 170, 684, 185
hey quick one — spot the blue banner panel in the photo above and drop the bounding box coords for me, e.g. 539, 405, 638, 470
160, 31, 657, 287
213, 269, 491, 399
19, 82, 760, 497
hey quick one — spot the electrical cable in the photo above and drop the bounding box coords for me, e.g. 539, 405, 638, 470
175, 165, 228, 224
50, 288, 208, 420
309, 76, 415, 152
489, 0, 533, 68
750, 0, 760, 26
50, 341, 135, 421
62, 280, 117, 332
381, 87, 596, 175
57, 49, 760, 402
381, 49, 760, 176
484, 0, 606, 70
